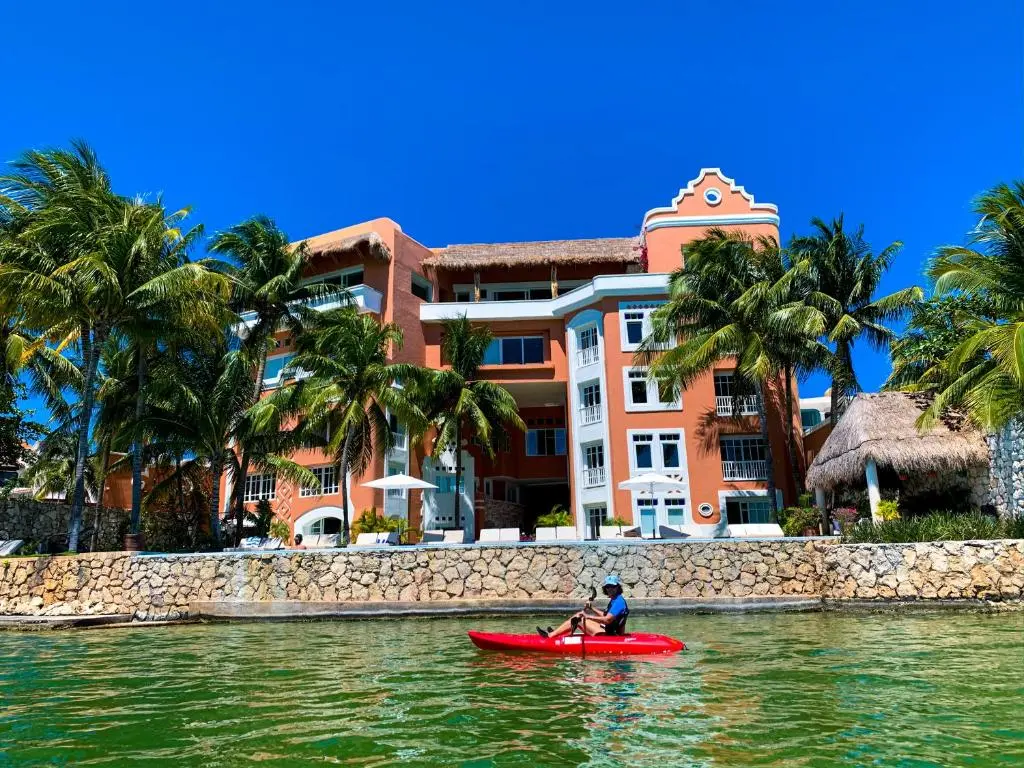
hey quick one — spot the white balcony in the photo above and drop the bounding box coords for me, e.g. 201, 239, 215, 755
577, 346, 600, 367
722, 460, 768, 481
238, 284, 383, 335
583, 467, 606, 488
716, 395, 761, 417
580, 404, 602, 425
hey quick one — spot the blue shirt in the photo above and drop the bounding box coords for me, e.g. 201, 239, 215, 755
607, 594, 628, 620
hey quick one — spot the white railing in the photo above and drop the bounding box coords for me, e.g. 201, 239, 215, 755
721, 460, 768, 481
580, 404, 602, 425
577, 346, 600, 367
583, 467, 606, 488
715, 395, 761, 417
386, 488, 405, 499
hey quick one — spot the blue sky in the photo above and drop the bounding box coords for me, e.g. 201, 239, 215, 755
3, 1, 1022, 420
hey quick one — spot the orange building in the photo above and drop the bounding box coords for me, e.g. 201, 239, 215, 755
227, 169, 804, 542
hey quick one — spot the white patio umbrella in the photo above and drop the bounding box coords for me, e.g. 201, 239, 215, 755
362, 474, 438, 491
617, 472, 688, 496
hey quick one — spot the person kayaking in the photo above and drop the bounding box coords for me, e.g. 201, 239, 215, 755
537, 575, 629, 638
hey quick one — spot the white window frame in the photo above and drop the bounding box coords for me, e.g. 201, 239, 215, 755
720, 435, 769, 480
484, 478, 493, 499
505, 485, 520, 504
623, 367, 681, 412
618, 301, 663, 352
627, 430, 687, 475
302, 265, 365, 290
577, 325, 600, 367
714, 371, 761, 416
300, 465, 339, 498
451, 279, 587, 302
243, 473, 277, 502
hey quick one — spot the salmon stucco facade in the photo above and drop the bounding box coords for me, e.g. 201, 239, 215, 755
225, 169, 805, 543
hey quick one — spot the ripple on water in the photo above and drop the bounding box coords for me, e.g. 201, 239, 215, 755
0, 611, 1022, 766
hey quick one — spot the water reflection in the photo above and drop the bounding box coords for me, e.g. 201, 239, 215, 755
0, 612, 1022, 766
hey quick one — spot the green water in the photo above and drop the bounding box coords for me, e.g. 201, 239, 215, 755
1, 611, 1022, 767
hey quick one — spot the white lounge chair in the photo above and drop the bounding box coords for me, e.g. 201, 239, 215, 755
352, 532, 379, 547
421, 529, 444, 543
728, 523, 784, 538
376, 531, 400, 545
499, 527, 521, 542
304, 534, 340, 548
478, 528, 501, 543
442, 529, 465, 544
0, 540, 23, 556
555, 526, 578, 541
534, 527, 558, 542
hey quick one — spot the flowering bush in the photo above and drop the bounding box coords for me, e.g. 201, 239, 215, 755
833, 507, 859, 525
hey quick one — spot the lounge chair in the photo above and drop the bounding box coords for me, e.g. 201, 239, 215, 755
0, 540, 23, 556
499, 527, 521, 542
421, 529, 444, 544
478, 528, 501, 543
304, 534, 340, 548
658, 525, 688, 539
442, 529, 465, 544
555, 526, 578, 541
352, 532, 380, 547
728, 523, 784, 538
534, 527, 558, 542
375, 531, 400, 545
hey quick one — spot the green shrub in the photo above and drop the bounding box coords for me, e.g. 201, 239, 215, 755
608, 515, 631, 528
536, 505, 571, 528
351, 508, 403, 537
779, 506, 819, 536
269, 517, 291, 543
842, 512, 1024, 544
876, 499, 900, 522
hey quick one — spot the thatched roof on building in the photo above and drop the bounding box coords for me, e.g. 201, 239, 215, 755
805, 392, 989, 489
295, 230, 392, 262
423, 237, 641, 271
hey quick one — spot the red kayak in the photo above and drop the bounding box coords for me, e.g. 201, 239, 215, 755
468, 631, 685, 656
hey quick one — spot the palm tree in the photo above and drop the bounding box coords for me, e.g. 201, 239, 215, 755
920, 182, 1024, 429
251, 308, 424, 543
209, 216, 326, 546
0, 143, 226, 551
640, 230, 826, 517
791, 215, 922, 424
418, 316, 524, 527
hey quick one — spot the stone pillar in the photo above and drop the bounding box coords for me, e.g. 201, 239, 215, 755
865, 458, 881, 522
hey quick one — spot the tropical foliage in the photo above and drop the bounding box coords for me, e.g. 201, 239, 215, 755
841, 512, 1024, 544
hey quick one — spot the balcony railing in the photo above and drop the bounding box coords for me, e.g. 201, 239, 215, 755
580, 404, 602, 425
239, 284, 383, 328
715, 395, 761, 417
577, 346, 600, 367
583, 467, 606, 488
722, 460, 768, 481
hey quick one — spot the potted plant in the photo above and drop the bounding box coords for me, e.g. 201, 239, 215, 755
780, 506, 821, 537
535, 504, 571, 528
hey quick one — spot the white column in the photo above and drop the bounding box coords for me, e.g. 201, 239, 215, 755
815, 487, 826, 510
865, 458, 882, 522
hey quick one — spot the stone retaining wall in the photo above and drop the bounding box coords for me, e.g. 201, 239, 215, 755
0, 540, 821, 620
820, 539, 1024, 601
0, 499, 128, 553
1, 538, 1020, 622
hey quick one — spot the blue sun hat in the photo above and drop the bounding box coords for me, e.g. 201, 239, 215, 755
603, 574, 621, 587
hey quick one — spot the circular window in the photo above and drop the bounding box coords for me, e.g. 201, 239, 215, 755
697, 503, 715, 519
704, 187, 723, 206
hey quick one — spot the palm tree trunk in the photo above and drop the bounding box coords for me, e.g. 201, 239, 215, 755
231, 350, 267, 546
90, 439, 111, 552
755, 382, 779, 517
129, 348, 148, 535
209, 457, 223, 544
452, 417, 462, 528
784, 365, 803, 498
339, 429, 354, 545
830, 343, 853, 425
175, 455, 186, 521
68, 326, 106, 553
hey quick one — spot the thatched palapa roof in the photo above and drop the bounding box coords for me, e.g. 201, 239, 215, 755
805, 392, 989, 489
423, 237, 641, 271
295, 230, 392, 262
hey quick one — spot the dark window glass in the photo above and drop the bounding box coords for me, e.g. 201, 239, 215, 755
411, 277, 431, 301
662, 443, 680, 468
631, 380, 648, 403
531, 287, 552, 300
635, 444, 653, 469
523, 337, 544, 363
626, 320, 644, 344
342, 269, 364, 287
502, 338, 523, 364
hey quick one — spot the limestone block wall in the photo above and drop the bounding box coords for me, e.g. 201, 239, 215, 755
820, 540, 1024, 600
989, 420, 1024, 516
0, 499, 128, 552
0, 540, 822, 620
1, 539, 1021, 622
